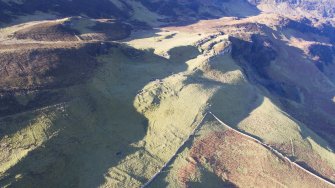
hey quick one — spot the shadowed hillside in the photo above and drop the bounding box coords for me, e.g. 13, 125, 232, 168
0, 0, 335, 188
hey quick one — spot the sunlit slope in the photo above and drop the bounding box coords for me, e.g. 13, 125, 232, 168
126, 30, 335, 186
150, 117, 334, 188
0, 41, 191, 187
0, 22, 334, 188
0, 31, 220, 187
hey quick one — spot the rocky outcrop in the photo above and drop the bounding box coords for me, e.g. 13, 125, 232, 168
230, 35, 277, 79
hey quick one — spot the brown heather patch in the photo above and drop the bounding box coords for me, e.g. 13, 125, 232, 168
12, 22, 79, 41
178, 160, 198, 188
0, 42, 114, 91
178, 130, 333, 187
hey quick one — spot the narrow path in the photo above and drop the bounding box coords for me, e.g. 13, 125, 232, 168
209, 111, 335, 187
140, 113, 208, 188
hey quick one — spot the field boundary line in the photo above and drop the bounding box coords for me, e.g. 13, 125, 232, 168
209, 111, 335, 187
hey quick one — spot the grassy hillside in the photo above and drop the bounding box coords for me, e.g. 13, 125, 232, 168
1, 24, 334, 187
0, 1, 335, 187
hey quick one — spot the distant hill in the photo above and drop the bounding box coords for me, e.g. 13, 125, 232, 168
0, 0, 259, 26
248, 0, 335, 18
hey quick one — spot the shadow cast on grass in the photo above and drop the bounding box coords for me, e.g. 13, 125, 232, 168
0, 44, 201, 188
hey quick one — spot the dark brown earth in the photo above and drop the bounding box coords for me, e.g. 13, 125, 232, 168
13, 22, 79, 41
